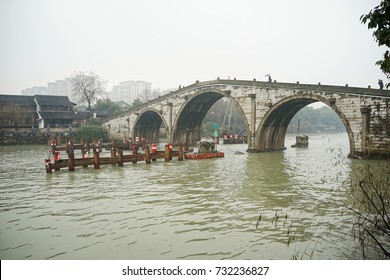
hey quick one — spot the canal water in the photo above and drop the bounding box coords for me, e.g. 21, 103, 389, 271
0, 133, 363, 259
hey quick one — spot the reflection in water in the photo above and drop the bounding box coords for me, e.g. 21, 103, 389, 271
0, 133, 371, 259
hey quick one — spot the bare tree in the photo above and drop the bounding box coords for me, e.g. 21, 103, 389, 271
71, 71, 106, 116
348, 160, 390, 259
0, 105, 29, 130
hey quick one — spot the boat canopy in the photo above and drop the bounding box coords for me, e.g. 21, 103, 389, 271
195, 141, 217, 153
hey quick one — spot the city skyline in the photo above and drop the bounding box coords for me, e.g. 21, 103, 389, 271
20, 76, 155, 107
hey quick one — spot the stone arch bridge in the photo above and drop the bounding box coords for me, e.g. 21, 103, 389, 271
103, 79, 390, 158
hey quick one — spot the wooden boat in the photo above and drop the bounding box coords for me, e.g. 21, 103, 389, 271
184, 141, 224, 160
291, 135, 309, 148
291, 120, 309, 148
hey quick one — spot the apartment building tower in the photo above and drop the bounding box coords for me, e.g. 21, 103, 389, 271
109, 80, 152, 106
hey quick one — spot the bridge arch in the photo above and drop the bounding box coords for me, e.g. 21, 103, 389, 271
104, 79, 389, 158
133, 108, 168, 143
173, 89, 249, 145
255, 94, 355, 155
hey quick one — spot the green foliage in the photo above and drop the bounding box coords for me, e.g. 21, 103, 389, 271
131, 98, 143, 107
361, 0, 390, 86
87, 118, 101, 125
0, 104, 28, 127
94, 99, 121, 115
288, 106, 345, 133
202, 98, 245, 136
75, 124, 106, 142
202, 100, 346, 137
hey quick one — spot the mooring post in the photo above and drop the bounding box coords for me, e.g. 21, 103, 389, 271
80, 139, 85, 157
145, 146, 151, 164
79, 140, 87, 167
111, 139, 117, 165
132, 145, 138, 163
111, 139, 117, 157
117, 149, 124, 166
128, 137, 132, 150
168, 143, 173, 160
178, 145, 183, 161
98, 138, 103, 153
93, 150, 100, 169
164, 145, 170, 162
51, 139, 56, 154
67, 140, 75, 172
151, 144, 157, 161
68, 152, 75, 172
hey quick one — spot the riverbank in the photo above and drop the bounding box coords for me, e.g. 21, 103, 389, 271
0, 135, 51, 145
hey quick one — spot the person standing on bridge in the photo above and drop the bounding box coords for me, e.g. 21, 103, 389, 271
378, 79, 384, 89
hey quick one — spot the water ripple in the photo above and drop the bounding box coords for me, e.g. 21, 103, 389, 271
0, 135, 364, 259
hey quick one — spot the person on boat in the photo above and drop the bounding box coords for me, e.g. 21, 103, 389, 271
53, 151, 60, 163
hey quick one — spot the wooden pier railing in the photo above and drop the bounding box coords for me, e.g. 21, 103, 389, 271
44, 140, 184, 173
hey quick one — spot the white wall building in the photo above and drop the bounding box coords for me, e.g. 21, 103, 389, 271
109, 80, 152, 105
22, 78, 155, 106
22, 78, 75, 102
21, 86, 48, 96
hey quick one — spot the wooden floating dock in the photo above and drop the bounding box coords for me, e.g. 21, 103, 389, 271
44, 140, 184, 173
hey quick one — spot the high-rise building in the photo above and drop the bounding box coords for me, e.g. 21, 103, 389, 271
21, 86, 48, 96
109, 80, 152, 105
21, 78, 154, 106
22, 78, 75, 102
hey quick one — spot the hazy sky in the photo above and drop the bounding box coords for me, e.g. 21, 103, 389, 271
0, 0, 386, 94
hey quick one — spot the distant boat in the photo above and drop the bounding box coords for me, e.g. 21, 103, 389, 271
184, 141, 224, 159
291, 120, 309, 148
220, 99, 247, 144
291, 135, 309, 148
222, 132, 246, 144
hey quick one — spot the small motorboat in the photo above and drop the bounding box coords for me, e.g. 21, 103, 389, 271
184, 141, 224, 159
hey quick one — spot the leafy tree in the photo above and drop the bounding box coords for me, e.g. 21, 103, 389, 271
361, 0, 390, 87
0, 105, 31, 130
131, 98, 143, 107
288, 106, 345, 133
75, 124, 107, 142
86, 118, 101, 126
94, 99, 122, 115
71, 71, 107, 115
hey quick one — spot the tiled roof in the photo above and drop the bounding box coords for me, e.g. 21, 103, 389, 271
34, 95, 75, 107
0, 94, 36, 106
